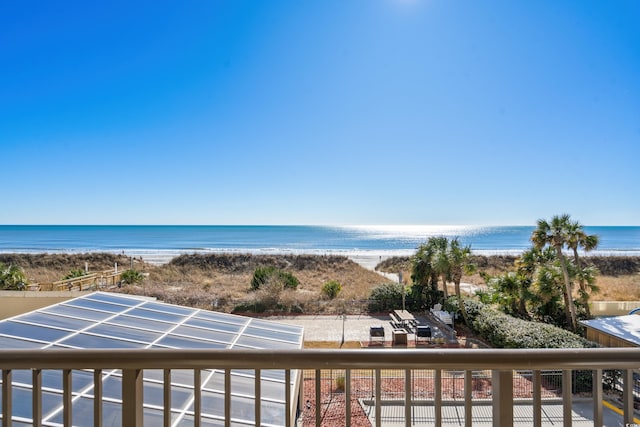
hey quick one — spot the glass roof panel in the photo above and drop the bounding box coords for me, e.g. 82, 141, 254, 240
171, 325, 236, 344
143, 382, 193, 409
60, 333, 146, 349
101, 375, 123, 401
194, 310, 248, 325
158, 335, 228, 349
140, 301, 194, 316
125, 307, 188, 323
234, 335, 300, 349
42, 304, 114, 321
17, 312, 94, 331
243, 326, 300, 344
0, 321, 71, 342
64, 298, 129, 313
85, 323, 162, 343
0, 336, 46, 349
86, 292, 143, 306
185, 317, 244, 334
106, 315, 174, 333
248, 319, 302, 334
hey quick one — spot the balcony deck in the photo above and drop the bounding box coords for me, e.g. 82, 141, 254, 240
1, 347, 639, 427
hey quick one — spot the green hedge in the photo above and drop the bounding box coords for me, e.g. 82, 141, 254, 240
462, 298, 594, 349
250, 266, 299, 290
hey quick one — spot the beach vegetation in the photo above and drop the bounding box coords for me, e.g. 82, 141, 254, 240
63, 269, 88, 280
0, 263, 28, 290
321, 280, 342, 299
120, 269, 145, 285
250, 266, 299, 291
460, 298, 593, 348
368, 282, 403, 312
410, 237, 475, 314
475, 215, 601, 331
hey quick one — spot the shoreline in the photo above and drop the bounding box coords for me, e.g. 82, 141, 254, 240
2, 249, 640, 274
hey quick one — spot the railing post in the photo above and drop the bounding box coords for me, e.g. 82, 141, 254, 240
375, 369, 382, 427
562, 370, 572, 427
404, 369, 411, 427
2, 370, 12, 427
623, 369, 634, 425
532, 370, 542, 427
464, 370, 472, 427
94, 369, 102, 427
255, 369, 261, 427
592, 369, 602, 427
491, 370, 513, 427
163, 370, 171, 427
32, 369, 42, 427
122, 369, 143, 426
63, 369, 72, 427
315, 370, 321, 427
435, 369, 442, 427
345, 369, 351, 427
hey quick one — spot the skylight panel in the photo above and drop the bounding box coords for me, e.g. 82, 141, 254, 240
185, 317, 244, 334
125, 307, 188, 323
42, 304, 114, 321
170, 325, 236, 344
64, 298, 130, 313
84, 323, 162, 343
0, 336, 46, 349
85, 292, 143, 306
106, 314, 175, 333
243, 326, 301, 344
248, 318, 303, 334
140, 301, 194, 316
234, 335, 300, 350
0, 321, 71, 342
193, 310, 248, 326
60, 333, 146, 349
17, 312, 94, 331
155, 335, 228, 349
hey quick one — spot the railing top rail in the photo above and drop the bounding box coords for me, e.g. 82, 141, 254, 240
0, 348, 638, 370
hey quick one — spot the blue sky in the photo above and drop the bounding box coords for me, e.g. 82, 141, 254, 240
1, 1, 638, 226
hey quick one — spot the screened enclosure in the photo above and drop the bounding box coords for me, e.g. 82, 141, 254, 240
0, 292, 304, 426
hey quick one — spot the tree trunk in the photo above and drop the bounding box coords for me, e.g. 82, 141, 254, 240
573, 248, 591, 318
556, 246, 577, 331
441, 274, 448, 299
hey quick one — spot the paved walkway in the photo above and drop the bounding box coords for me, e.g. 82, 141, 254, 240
362, 400, 628, 426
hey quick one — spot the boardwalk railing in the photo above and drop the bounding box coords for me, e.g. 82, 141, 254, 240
28, 269, 123, 292
0, 348, 639, 427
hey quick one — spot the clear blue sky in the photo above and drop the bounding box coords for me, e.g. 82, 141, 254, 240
1, 1, 638, 225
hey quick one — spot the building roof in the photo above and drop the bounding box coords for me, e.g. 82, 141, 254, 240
0, 291, 303, 426
580, 314, 640, 347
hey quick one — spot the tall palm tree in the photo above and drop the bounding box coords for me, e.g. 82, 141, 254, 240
448, 238, 476, 317
566, 220, 599, 318
531, 214, 577, 331
431, 237, 451, 300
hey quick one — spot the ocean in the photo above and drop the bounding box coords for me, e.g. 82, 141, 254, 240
0, 225, 638, 264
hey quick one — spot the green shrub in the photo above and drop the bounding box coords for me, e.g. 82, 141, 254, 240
368, 282, 404, 313
120, 269, 144, 285
63, 269, 88, 280
322, 280, 342, 299
251, 266, 299, 290
461, 298, 594, 349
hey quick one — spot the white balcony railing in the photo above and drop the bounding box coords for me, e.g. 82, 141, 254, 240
1, 347, 639, 427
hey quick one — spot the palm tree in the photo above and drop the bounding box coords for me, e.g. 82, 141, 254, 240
0, 263, 28, 290
531, 214, 577, 331
566, 220, 599, 318
448, 238, 476, 317
431, 237, 451, 300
